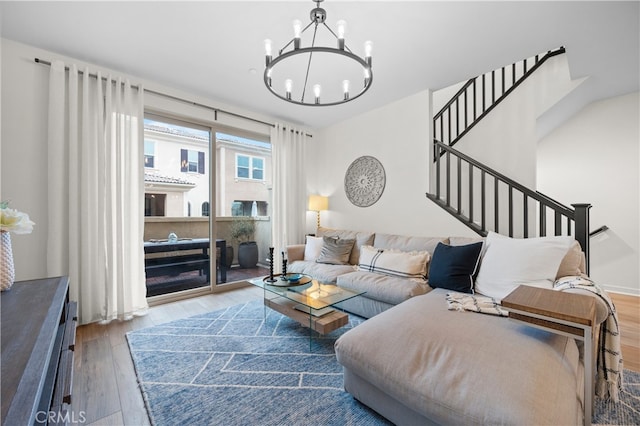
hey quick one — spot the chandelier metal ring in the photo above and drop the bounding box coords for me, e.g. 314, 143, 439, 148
264, 47, 373, 107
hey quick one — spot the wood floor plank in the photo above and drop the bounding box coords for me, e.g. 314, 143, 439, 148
75, 337, 121, 424
108, 320, 133, 348
111, 342, 151, 426
608, 292, 639, 373
86, 411, 123, 426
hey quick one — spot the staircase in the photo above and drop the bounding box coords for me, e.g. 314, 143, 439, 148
426, 47, 592, 273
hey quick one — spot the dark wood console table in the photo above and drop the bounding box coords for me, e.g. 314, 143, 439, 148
1, 276, 77, 425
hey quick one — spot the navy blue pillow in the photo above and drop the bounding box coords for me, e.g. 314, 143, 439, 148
428, 241, 484, 293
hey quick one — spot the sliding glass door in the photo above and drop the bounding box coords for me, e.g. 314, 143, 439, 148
142, 115, 212, 297
214, 131, 272, 285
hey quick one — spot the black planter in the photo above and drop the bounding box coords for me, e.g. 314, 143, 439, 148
238, 241, 259, 268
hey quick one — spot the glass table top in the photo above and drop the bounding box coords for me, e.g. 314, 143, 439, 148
249, 275, 365, 311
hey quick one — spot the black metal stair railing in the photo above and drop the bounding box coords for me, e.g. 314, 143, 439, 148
433, 47, 566, 153
427, 139, 592, 274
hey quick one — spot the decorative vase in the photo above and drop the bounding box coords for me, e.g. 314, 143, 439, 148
1, 231, 15, 291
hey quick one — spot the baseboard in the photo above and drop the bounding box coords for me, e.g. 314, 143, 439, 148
603, 285, 640, 297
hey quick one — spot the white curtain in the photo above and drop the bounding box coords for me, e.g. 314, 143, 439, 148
271, 123, 307, 271
47, 60, 148, 324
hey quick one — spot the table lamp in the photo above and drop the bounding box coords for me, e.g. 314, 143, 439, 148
308, 195, 329, 229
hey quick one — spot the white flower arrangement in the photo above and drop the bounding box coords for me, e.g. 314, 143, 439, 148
0, 201, 35, 234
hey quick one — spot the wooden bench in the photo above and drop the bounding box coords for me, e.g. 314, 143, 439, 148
144, 253, 210, 281
143, 238, 227, 284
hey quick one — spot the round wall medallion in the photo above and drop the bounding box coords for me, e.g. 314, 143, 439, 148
344, 156, 386, 207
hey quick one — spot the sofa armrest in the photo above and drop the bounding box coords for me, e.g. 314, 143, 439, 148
286, 244, 305, 262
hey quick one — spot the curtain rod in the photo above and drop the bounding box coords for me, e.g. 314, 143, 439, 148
34, 58, 312, 138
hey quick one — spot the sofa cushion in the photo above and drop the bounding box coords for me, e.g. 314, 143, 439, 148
475, 232, 575, 300
337, 271, 431, 305
335, 289, 582, 425
373, 233, 447, 255
303, 236, 324, 261
317, 227, 375, 265
448, 236, 484, 246
316, 236, 355, 265
450, 236, 585, 279
428, 241, 483, 293
287, 260, 355, 284
358, 245, 429, 280
556, 241, 586, 278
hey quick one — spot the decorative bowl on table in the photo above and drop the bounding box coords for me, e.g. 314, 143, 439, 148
286, 273, 302, 283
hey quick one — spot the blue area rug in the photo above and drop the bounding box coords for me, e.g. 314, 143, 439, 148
126, 300, 390, 425
127, 300, 639, 426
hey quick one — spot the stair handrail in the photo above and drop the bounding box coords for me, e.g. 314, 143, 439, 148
433, 140, 574, 216
434, 47, 566, 153
429, 139, 591, 273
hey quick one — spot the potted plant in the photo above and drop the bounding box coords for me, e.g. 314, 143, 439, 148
230, 217, 258, 268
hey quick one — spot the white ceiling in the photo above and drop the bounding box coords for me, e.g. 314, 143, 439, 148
1, 1, 638, 130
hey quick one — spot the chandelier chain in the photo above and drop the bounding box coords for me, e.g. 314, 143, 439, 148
301, 23, 319, 103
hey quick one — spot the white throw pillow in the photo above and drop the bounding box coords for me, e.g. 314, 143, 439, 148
475, 232, 574, 300
358, 245, 430, 280
303, 236, 324, 261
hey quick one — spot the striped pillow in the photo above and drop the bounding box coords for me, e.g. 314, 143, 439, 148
358, 245, 430, 280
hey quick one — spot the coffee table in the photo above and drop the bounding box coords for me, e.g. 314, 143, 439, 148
249, 274, 365, 347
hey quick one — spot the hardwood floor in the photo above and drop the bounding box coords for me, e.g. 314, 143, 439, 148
609, 292, 640, 372
72, 287, 639, 425
71, 285, 263, 426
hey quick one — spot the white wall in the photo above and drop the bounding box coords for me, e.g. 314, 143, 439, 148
442, 54, 583, 189
307, 89, 477, 239
538, 92, 640, 295
0, 38, 279, 281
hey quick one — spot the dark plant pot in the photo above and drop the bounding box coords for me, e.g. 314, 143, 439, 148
238, 241, 258, 269
225, 246, 234, 269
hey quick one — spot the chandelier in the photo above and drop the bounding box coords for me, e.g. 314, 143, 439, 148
263, 0, 373, 106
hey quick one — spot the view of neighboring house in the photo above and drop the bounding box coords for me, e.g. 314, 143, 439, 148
143, 119, 271, 219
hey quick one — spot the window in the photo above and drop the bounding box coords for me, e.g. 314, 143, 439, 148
144, 140, 155, 168
231, 200, 267, 216
145, 193, 166, 216
181, 149, 205, 174
202, 201, 210, 217
236, 154, 265, 180
252, 157, 264, 180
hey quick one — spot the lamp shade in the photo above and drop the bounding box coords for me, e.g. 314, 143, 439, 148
308, 195, 329, 211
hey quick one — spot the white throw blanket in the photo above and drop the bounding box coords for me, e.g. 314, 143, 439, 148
554, 275, 624, 402
446, 292, 509, 317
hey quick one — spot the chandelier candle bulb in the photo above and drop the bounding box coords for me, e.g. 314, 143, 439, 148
313, 84, 321, 104
264, 39, 273, 65
364, 40, 373, 65
285, 79, 293, 99
343, 80, 350, 100
293, 20, 302, 49
337, 20, 346, 50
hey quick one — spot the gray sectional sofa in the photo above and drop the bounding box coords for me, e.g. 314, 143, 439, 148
286, 226, 609, 425
286, 227, 446, 318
